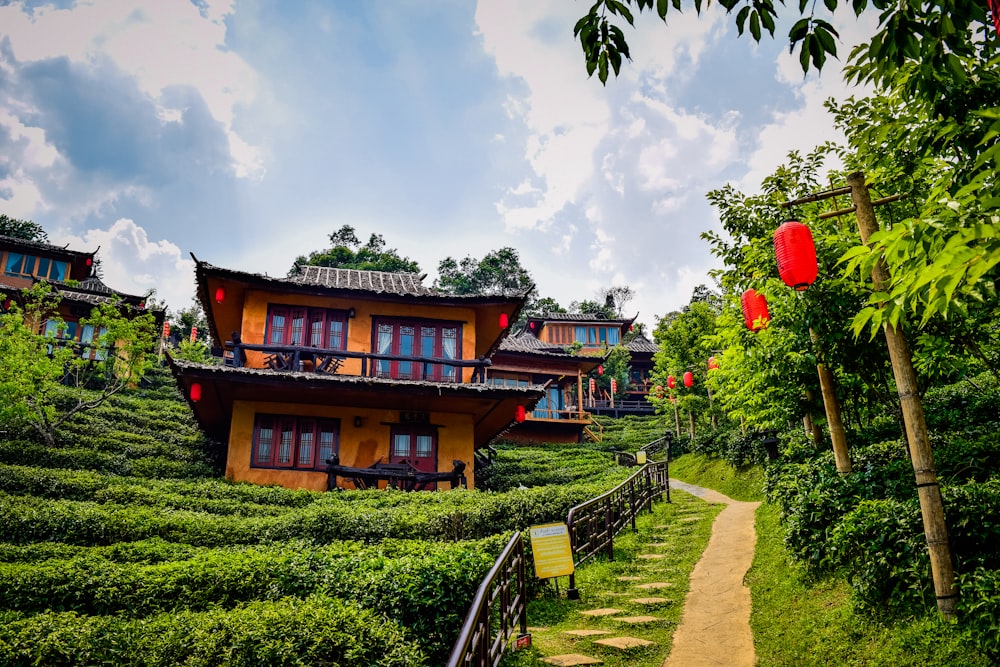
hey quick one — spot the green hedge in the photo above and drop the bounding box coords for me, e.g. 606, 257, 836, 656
0, 595, 426, 666
0, 483, 607, 546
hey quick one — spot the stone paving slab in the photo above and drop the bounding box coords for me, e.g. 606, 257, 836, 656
563, 629, 611, 637
637, 553, 665, 559
541, 654, 604, 666
616, 576, 643, 582
613, 615, 660, 624
594, 636, 656, 649
630, 597, 670, 605
580, 608, 622, 617
635, 582, 673, 590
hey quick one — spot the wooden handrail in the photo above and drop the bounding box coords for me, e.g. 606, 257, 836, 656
446, 532, 527, 667
224, 340, 491, 382
565, 460, 670, 596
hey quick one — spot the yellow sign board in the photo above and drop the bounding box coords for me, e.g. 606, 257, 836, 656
529, 522, 575, 579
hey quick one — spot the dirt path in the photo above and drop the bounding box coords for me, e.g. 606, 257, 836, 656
662, 480, 760, 667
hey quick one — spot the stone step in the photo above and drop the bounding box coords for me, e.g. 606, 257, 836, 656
593, 636, 656, 650
541, 654, 604, 666
579, 607, 622, 617
563, 629, 610, 637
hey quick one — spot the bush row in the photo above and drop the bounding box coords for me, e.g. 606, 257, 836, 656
0, 535, 505, 663
0, 595, 426, 667
0, 440, 214, 479
477, 441, 630, 491
0, 465, 302, 517
0, 483, 607, 546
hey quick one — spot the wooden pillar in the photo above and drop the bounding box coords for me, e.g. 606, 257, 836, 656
577, 370, 584, 414
848, 171, 957, 618
804, 389, 824, 448
673, 400, 681, 435
810, 328, 852, 473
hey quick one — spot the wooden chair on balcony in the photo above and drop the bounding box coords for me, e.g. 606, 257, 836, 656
264, 352, 293, 371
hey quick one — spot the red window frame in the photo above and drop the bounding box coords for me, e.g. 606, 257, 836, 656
373, 317, 461, 382
251, 414, 340, 471
265, 305, 348, 350
389, 425, 438, 475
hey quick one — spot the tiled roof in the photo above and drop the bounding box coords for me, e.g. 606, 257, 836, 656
170, 358, 546, 394
288, 266, 437, 296
0, 233, 84, 256
531, 312, 624, 323
627, 334, 659, 354
498, 332, 569, 356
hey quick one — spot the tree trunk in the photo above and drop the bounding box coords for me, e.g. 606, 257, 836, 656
848, 171, 957, 618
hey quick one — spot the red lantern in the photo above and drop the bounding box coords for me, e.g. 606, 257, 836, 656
190, 326, 198, 342
85, 257, 93, 267
683, 371, 693, 387
163, 322, 171, 338
498, 313, 509, 328
215, 286, 225, 303
991, 0, 1000, 37
189, 383, 202, 402
654, 385, 663, 398
740, 289, 770, 331
528, 321, 535, 330
610, 378, 617, 394
514, 405, 526, 422
597, 365, 604, 375
708, 356, 719, 370
667, 375, 676, 389
774, 220, 818, 291
588, 378, 596, 393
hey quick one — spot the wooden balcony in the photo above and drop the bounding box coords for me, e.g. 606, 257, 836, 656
223, 340, 492, 383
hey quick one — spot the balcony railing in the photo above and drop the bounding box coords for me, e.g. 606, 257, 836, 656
223, 340, 492, 383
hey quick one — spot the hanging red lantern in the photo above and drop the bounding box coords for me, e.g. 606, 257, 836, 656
528, 321, 535, 330
597, 365, 604, 375
990, 0, 1000, 37
498, 313, 509, 328
514, 405, 526, 422
85, 256, 93, 267
740, 289, 770, 331
610, 378, 617, 394
163, 321, 171, 338
667, 375, 676, 389
190, 326, 198, 342
683, 371, 693, 387
708, 356, 719, 370
774, 220, 818, 291
215, 286, 226, 303
189, 383, 202, 402
588, 378, 596, 393
654, 385, 663, 398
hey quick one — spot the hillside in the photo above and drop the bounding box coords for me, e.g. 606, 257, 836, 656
0, 366, 639, 666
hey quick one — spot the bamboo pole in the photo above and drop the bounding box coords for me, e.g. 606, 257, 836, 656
847, 171, 957, 618
810, 328, 852, 473
803, 389, 824, 448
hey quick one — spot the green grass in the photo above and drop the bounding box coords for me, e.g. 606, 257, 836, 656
668, 452, 765, 502
749, 502, 990, 667
503, 489, 723, 666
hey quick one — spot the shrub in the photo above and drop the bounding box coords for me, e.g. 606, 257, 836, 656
0, 595, 426, 666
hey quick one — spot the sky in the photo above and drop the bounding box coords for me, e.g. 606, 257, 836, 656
0, 0, 876, 331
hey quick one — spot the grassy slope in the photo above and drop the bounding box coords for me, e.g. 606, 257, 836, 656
670, 453, 990, 667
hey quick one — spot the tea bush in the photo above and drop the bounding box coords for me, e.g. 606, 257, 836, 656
0, 595, 426, 667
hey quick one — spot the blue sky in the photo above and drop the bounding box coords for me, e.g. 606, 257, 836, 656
0, 0, 874, 329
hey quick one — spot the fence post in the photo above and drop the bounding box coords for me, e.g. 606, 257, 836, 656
604, 495, 614, 559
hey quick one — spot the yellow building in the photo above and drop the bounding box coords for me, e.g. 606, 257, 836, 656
169, 258, 545, 492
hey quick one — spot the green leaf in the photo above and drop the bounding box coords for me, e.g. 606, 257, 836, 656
750, 10, 761, 41
798, 34, 812, 74
598, 50, 609, 84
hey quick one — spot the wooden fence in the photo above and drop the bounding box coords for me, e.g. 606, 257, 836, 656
445, 455, 671, 666
445, 532, 528, 667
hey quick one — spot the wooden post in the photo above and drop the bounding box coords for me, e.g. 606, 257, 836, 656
803, 389, 824, 448
848, 171, 957, 618
810, 328, 852, 473
673, 400, 681, 435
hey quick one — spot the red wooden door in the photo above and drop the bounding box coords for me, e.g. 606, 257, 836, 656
390, 429, 437, 488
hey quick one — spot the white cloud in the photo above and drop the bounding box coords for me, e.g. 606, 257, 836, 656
52, 219, 195, 312
0, 0, 261, 179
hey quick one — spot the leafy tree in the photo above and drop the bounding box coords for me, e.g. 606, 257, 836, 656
651, 292, 722, 433
569, 299, 614, 318
434, 247, 534, 296
0, 284, 159, 446
168, 299, 209, 345
573, 0, 994, 100
522, 296, 566, 320
290, 225, 421, 275
0, 214, 48, 242
598, 285, 635, 318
